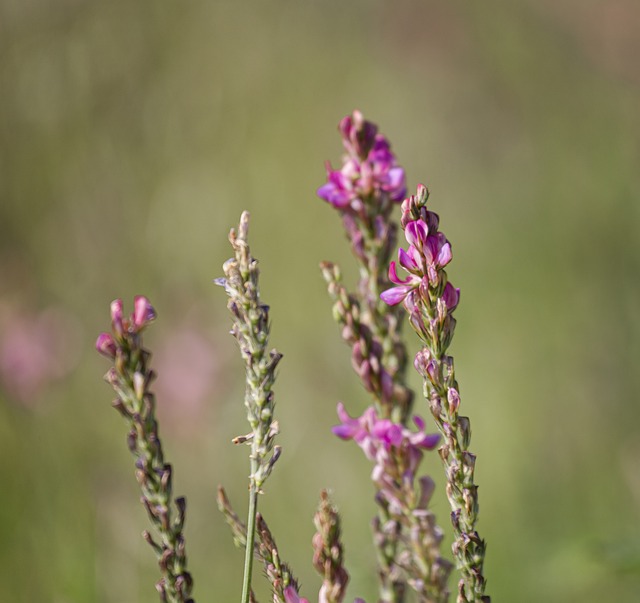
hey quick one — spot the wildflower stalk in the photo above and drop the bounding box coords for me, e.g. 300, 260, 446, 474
217, 486, 300, 603
382, 185, 489, 602
96, 297, 194, 603
319, 112, 450, 603
216, 211, 282, 603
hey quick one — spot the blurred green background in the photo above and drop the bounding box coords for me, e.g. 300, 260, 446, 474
1, 1, 639, 601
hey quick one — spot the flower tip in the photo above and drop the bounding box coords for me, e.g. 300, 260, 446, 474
416, 183, 429, 202
110, 299, 124, 334
133, 295, 156, 329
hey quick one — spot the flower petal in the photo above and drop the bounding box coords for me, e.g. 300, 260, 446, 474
405, 220, 428, 248
398, 247, 418, 273
388, 261, 411, 285
380, 285, 413, 306
442, 282, 460, 311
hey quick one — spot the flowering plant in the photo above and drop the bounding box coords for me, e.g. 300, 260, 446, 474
96, 111, 490, 603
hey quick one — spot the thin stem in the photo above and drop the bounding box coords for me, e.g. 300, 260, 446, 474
241, 480, 259, 603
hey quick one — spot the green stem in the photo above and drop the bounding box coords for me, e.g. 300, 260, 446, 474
241, 476, 259, 603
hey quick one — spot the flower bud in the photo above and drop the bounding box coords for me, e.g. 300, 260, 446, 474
447, 387, 461, 414
110, 299, 124, 336
96, 332, 117, 358
133, 295, 156, 330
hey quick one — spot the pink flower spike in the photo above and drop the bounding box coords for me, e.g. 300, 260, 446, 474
110, 299, 124, 336
133, 295, 156, 329
96, 332, 117, 359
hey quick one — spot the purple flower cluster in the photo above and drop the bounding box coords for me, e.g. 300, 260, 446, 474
333, 403, 439, 513
317, 110, 406, 213
381, 187, 459, 312
96, 295, 156, 358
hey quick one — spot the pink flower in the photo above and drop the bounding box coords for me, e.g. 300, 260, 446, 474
333, 404, 440, 514
381, 219, 454, 306
317, 111, 406, 212
0, 306, 80, 406
333, 403, 439, 463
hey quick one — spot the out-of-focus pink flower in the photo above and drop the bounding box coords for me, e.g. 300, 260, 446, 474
0, 306, 81, 406
333, 403, 439, 459
152, 327, 221, 428
333, 403, 439, 514
317, 111, 406, 212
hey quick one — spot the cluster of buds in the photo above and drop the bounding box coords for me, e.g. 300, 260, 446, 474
382, 185, 489, 603
317, 112, 409, 382
215, 211, 282, 491
312, 490, 350, 603
96, 297, 194, 603
321, 263, 403, 419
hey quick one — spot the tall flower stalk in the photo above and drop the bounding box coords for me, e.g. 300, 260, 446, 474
318, 112, 450, 603
381, 185, 489, 603
96, 297, 194, 603
318, 110, 412, 424
215, 211, 283, 603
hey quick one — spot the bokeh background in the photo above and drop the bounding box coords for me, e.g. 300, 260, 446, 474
1, 1, 639, 601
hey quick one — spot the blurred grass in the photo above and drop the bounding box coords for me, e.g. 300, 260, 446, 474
1, 0, 639, 601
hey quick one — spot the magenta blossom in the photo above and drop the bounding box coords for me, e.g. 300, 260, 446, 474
380, 219, 454, 306
317, 111, 406, 212
333, 403, 439, 459
333, 403, 440, 514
